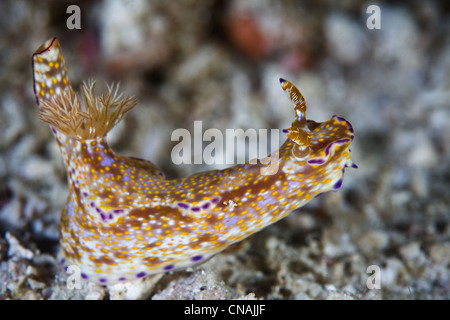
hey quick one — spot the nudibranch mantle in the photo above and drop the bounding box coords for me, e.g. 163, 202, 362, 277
32, 38, 356, 285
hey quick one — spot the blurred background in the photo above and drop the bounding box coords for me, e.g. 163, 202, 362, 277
0, 0, 449, 299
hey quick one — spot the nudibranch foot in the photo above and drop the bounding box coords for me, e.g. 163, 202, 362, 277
32, 38, 356, 285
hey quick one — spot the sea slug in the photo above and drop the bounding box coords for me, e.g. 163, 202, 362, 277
32, 38, 356, 284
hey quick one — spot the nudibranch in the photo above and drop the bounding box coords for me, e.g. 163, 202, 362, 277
32, 38, 356, 284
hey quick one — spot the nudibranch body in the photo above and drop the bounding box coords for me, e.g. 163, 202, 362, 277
32, 38, 356, 284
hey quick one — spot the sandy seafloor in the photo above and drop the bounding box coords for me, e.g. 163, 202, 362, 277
0, 0, 449, 300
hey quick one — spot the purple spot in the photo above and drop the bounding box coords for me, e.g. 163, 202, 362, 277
108, 213, 113, 219
308, 158, 325, 165
81, 273, 88, 279
136, 272, 146, 278
191, 255, 203, 262
100, 213, 106, 220
113, 209, 124, 214
202, 203, 210, 209
99, 278, 107, 283
224, 216, 238, 228
325, 139, 350, 156
335, 138, 351, 144
211, 197, 219, 204
164, 265, 174, 271
314, 192, 324, 199
100, 156, 114, 167
158, 172, 164, 177
96, 207, 102, 214
51, 128, 57, 134
71, 168, 76, 174
118, 277, 126, 281
64, 266, 68, 272
334, 179, 343, 190
178, 203, 189, 209
334, 116, 354, 133
191, 207, 200, 212
282, 129, 289, 134
325, 144, 333, 156
83, 192, 88, 197
351, 163, 358, 169
60, 258, 65, 265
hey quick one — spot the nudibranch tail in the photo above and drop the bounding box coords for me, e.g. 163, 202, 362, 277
32, 38, 356, 285
32, 37, 138, 140
32, 38, 71, 105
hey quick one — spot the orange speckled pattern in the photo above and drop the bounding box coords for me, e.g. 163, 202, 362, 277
32, 38, 356, 284
32, 38, 70, 105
